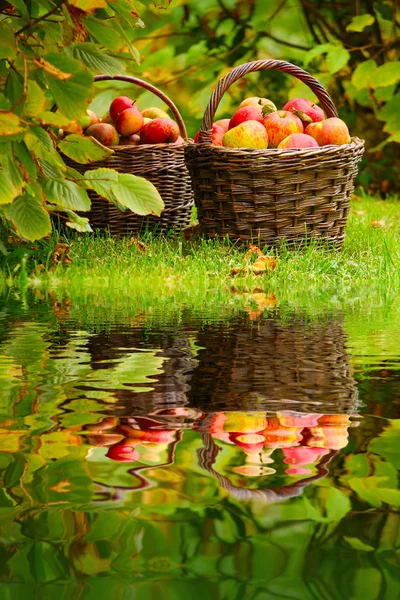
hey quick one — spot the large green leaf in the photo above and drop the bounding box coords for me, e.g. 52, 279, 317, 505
326, 46, 350, 74
346, 14, 375, 32
2, 193, 52, 241
42, 53, 94, 119
0, 22, 16, 61
0, 113, 24, 137
304, 43, 334, 67
351, 59, 377, 90
64, 210, 93, 233
43, 178, 91, 211
82, 167, 118, 201
23, 81, 48, 116
0, 171, 20, 205
370, 62, 400, 89
84, 16, 125, 51
111, 173, 164, 216
58, 134, 114, 164
25, 126, 54, 157
72, 43, 124, 75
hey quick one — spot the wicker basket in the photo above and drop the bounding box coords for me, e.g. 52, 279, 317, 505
185, 60, 365, 248
64, 74, 194, 235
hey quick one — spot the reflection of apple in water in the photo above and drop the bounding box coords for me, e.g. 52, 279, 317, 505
106, 441, 140, 462
307, 425, 349, 450
277, 412, 322, 428
229, 432, 265, 453
282, 446, 330, 466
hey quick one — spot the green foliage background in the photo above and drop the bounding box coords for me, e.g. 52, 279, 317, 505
0, 0, 399, 241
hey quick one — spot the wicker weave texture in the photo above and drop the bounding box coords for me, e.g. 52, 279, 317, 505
64, 74, 194, 236
185, 60, 365, 248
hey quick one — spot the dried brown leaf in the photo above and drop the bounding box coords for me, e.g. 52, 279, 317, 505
352, 209, 366, 215
128, 237, 147, 253
253, 256, 277, 272
183, 222, 200, 241
52, 243, 72, 267
245, 244, 264, 259
371, 219, 385, 229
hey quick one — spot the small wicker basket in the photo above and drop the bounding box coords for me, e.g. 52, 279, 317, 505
185, 60, 365, 248
64, 74, 194, 236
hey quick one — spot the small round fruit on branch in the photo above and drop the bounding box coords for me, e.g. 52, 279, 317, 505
141, 106, 169, 119
78, 109, 101, 131
278, 133, 319, 149
109, 95, 134, 122
229, 106, 263, 130
263, 110, 303, 148
140, 117, 180, 144
84, 123, 120, 147
239, 97, 277, 113
119, 134, 141, 146
305, 117, 351, 146
223, 120, 269, 149
283, 98, 325, 126
116, 105, 144, 136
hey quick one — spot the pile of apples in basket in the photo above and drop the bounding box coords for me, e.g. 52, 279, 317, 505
194, 96, 351, 149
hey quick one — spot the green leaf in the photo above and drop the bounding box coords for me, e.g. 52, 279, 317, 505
13, 141, 38, 179
0, 113, 24, 138
326, 46, 350, 74
23, 81, 48, 116
0, 23, 16, 61
304, 43, 334, 67
72, 42, 124, 75
43, 178, 91, 212
37, 111, 78, 129
43, 53, 94, 119
71, 0, 108, 10
351, 59, 377, 90
7, 0, 29, 16
370, 62, 400, 89
375, 488, 400, 506
346, 14, 375, 32
111, 173, 164, 215
82, 167, 118, 201
84, 16, 125, 51
3, 193, 52, 241
0, 171, 20, 205
65, 211, 93, 233
343, 536, 375, 552
0, 92, 11, 111
4, 454, 25, 488
25, 126, 54, 157
58, 134, 114, 164
324, 487, 351, 521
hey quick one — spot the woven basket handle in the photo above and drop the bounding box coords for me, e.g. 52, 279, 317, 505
94, 74, 188, 140
199, 60, 338, 143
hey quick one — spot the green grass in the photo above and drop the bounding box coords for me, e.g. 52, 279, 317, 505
1, 194, 400, 314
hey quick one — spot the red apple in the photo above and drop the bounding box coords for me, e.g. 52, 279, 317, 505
223, 120, 269, 149
305, 117, 351, 146
84, 123, 119, 147
277, 133, 319, 149
229, 106, 263, 130
263, 110, 303, 148
140, 117, 179, 144
106, 441, 140, 462
110, 96, 134, 122
119, 134, 141, 146
194, 123, 224, 145
213, 118, 230, 133
283, 98, 325, 126
239, 97, 277, 113
115, 104, 144, 136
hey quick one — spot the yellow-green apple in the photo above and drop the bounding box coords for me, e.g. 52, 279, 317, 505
213, 118, 230, 133
141, 106, 169, 119
239, 97, 277, 113
223, 120, 269, 148
229, 106, 263, 129
119, 134, 141, 146
143, 117, 152, 125
109, 95, 134, 122
277, 133, 319, 149
140, 117, 179, 143
263, 110, 303, 148
174, 135, 185, 144
194, 123, 224, 145
85, 123, 119, 147
305, 117, 351, 146
78, 109, 100, 131
283, 98, 325, 126
115, 104, 144, 136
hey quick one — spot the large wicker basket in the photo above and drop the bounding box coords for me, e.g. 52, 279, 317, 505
185, 60, 365, 248
64, 74, 194, 235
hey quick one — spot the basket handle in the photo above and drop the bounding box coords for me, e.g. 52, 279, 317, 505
198, 59, 338, 143
198, 433, 338, 502
94, 74, 188, 140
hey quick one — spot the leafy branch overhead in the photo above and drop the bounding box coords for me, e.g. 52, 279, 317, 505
0, 0, 164, 240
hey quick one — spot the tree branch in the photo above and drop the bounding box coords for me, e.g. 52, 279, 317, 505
16, 0, 67, 36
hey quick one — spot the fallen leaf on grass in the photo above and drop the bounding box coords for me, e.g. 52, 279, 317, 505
245, 244, 264, 259
52, 243, 72, 267
128, 237, 147, 253
371, 220, 386, 229
183, 222, 200, 241
352, 210, 366, 216
230, 254, 277, 277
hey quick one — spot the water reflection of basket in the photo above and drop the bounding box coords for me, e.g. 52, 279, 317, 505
188, 316, 358, 414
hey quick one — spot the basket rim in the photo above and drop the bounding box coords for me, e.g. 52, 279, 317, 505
110, 140, 192, 151
186, 136, 364, 158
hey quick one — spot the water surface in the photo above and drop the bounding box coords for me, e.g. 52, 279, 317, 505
0, 290, 399, 599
